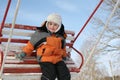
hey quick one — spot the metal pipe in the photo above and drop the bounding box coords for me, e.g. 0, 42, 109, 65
0, 0, 21, 78
73, 0, 104, 42
0, 0, 12, 37
72, 46, 84, 70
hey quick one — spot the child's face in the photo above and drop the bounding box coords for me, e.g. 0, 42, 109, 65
47, 22, 59, 33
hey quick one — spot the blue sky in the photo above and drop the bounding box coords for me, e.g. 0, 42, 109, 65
0, 0, 99, 33
0, 0, 102, 51
0, 0, 102, 61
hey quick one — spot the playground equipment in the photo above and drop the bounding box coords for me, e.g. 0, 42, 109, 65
0, 0, 104, 80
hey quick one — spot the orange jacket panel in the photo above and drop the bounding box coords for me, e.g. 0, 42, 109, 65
23, 35, 67, 64
23, 41, 34, 56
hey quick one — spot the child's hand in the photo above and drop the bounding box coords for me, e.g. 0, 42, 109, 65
62, 57, 67, 61
15, 52, 26, 60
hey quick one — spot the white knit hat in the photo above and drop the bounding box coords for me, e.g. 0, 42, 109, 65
46, 13, 62, 32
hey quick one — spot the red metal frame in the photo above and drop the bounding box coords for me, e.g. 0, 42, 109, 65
0, 24, 81, 73
0, 0, 104, 73
71, 0, 104, 72
0, 51, 3, 69
73, 0, 104, 43
0, 0, 11, 70
0, 0, 11, 36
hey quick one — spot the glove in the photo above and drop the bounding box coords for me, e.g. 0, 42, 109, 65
36, 56, 42, 62
62, 57, 67, 61
15, 52, 26, 60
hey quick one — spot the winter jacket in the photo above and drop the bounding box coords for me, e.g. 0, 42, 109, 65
22, 21, 67, 64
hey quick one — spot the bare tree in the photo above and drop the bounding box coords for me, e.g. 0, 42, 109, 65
72, 0, 120, 80
91, 0, 120, 77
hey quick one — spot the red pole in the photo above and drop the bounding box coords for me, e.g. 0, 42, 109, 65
73, 0, 104, 42
72, 46, 84, 70
0, 51, 3, 70
0, 0, 12, 36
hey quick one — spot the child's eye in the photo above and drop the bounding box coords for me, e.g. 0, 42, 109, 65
54, 24, 58, 26
49, 23, 52, 25
48, 22, 59, 27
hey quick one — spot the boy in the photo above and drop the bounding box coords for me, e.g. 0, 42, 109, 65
16, 13, 71, 80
